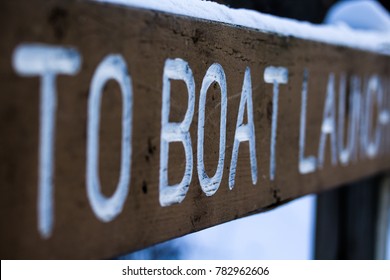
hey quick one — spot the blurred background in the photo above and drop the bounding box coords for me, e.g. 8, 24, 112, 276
119, 0, 390, 260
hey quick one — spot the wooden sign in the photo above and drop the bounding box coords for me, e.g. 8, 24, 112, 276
1, 0, 390, 259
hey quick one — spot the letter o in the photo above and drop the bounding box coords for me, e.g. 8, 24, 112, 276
197, 63, 227, 196
87, 55, 132, 222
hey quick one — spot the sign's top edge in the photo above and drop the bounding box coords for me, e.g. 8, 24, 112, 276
93, 0, 390, 56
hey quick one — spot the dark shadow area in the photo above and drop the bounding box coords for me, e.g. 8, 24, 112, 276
315, 175, 382, 259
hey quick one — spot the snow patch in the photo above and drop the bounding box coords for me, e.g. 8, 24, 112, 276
94, 0, 390, 55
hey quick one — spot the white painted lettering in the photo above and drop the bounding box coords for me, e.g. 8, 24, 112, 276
87, 55, 133, 221
229, 67, 257, 190
350, 76, 363, 162
378, 77, 389, 156
384, 79, 390, 155
159, 58, 195, 206
197, 63, 227, 196
337, 74, 355, 165
13, 44, 81, 238
363, 75, 383, 158
318, 73, 338, 168
263, 66, 288, 180
299, 69, 317, 174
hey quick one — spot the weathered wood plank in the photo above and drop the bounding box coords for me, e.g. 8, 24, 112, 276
1, 0, 390, 259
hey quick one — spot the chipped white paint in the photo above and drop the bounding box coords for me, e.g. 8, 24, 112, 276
318, 73, 338, 168
159, 58, 195, 206
86, 54, 133, 222
299, 69, 317, 174
229, 67, 257, 190
197, 63, 227, 196
12, 44, 81, 238
263, 66, 288, 180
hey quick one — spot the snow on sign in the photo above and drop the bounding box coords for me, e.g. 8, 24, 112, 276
1, 0, 390, 259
